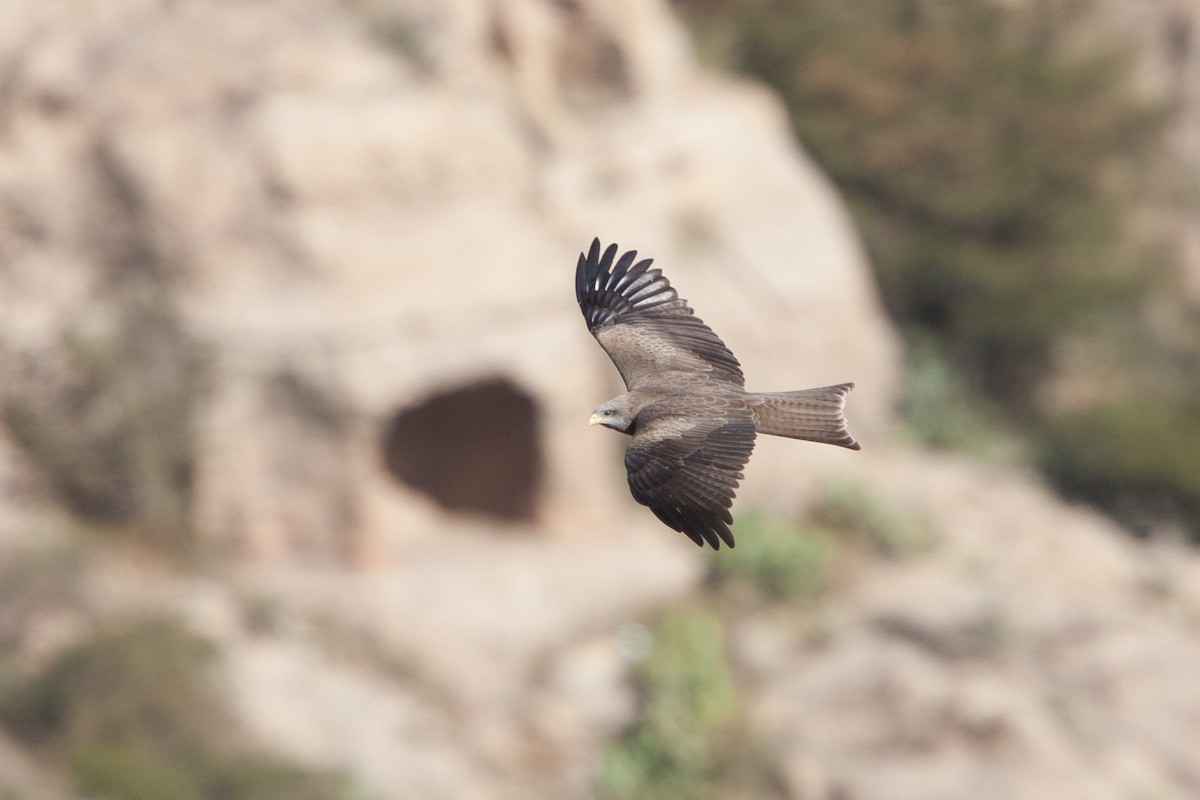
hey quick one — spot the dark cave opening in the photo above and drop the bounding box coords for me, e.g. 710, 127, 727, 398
380, 376, 544, 523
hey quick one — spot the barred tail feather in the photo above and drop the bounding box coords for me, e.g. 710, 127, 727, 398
747, 383, 861, 450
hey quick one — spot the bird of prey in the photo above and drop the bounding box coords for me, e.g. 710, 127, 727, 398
576, 238, 860, 550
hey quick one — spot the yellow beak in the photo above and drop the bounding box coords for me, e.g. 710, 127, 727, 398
588, 412, 604, 427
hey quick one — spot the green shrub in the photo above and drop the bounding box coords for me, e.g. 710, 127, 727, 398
70, 743, 198, 800
0, 616, 348, 800
713, 510, 834, 603
812, 479, 935, 557
1039, 396, 1200, 535
899, 335, 1022, 460
1, 618, 220, 751
601, 610, 768, 800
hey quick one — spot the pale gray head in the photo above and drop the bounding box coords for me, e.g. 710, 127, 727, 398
588, 396, 634, 432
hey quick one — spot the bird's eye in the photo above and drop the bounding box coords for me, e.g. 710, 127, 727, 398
604, 409, 613, 416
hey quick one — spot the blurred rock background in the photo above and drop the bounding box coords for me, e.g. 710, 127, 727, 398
0, 0, 1198, 798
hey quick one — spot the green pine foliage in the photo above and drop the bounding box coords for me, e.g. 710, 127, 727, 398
680, 0, 1200, 538
688, 0, 1157, 403
1039, 394, 1200, 534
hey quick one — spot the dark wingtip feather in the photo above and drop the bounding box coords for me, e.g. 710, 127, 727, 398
576, 239, 685, 331
648, 503, 735, 550
575, 253, 587, 304
599, 242, 619, 274
717, 522, 735, 549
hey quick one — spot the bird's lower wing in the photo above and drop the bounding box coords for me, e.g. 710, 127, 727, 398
623, 411, 756, 549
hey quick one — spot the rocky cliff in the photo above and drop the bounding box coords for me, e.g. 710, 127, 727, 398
1, 1, 1198, 799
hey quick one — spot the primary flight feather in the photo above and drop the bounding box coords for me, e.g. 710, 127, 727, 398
576, 239, 860, 549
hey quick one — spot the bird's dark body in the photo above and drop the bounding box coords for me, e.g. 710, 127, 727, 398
576, 239, 860, 549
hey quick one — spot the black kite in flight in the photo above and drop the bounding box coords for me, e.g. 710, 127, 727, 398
576, 239, 860, 550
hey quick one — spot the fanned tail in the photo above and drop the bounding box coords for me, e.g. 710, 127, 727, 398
747, 383, 861, 450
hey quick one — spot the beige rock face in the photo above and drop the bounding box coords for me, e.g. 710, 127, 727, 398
747, 449, 1200, 800
0, 0, 899, 563
3, 1, 1200, 800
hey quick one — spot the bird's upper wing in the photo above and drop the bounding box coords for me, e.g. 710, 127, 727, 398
623, 401, 756, 550
576, 239, 744, 389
